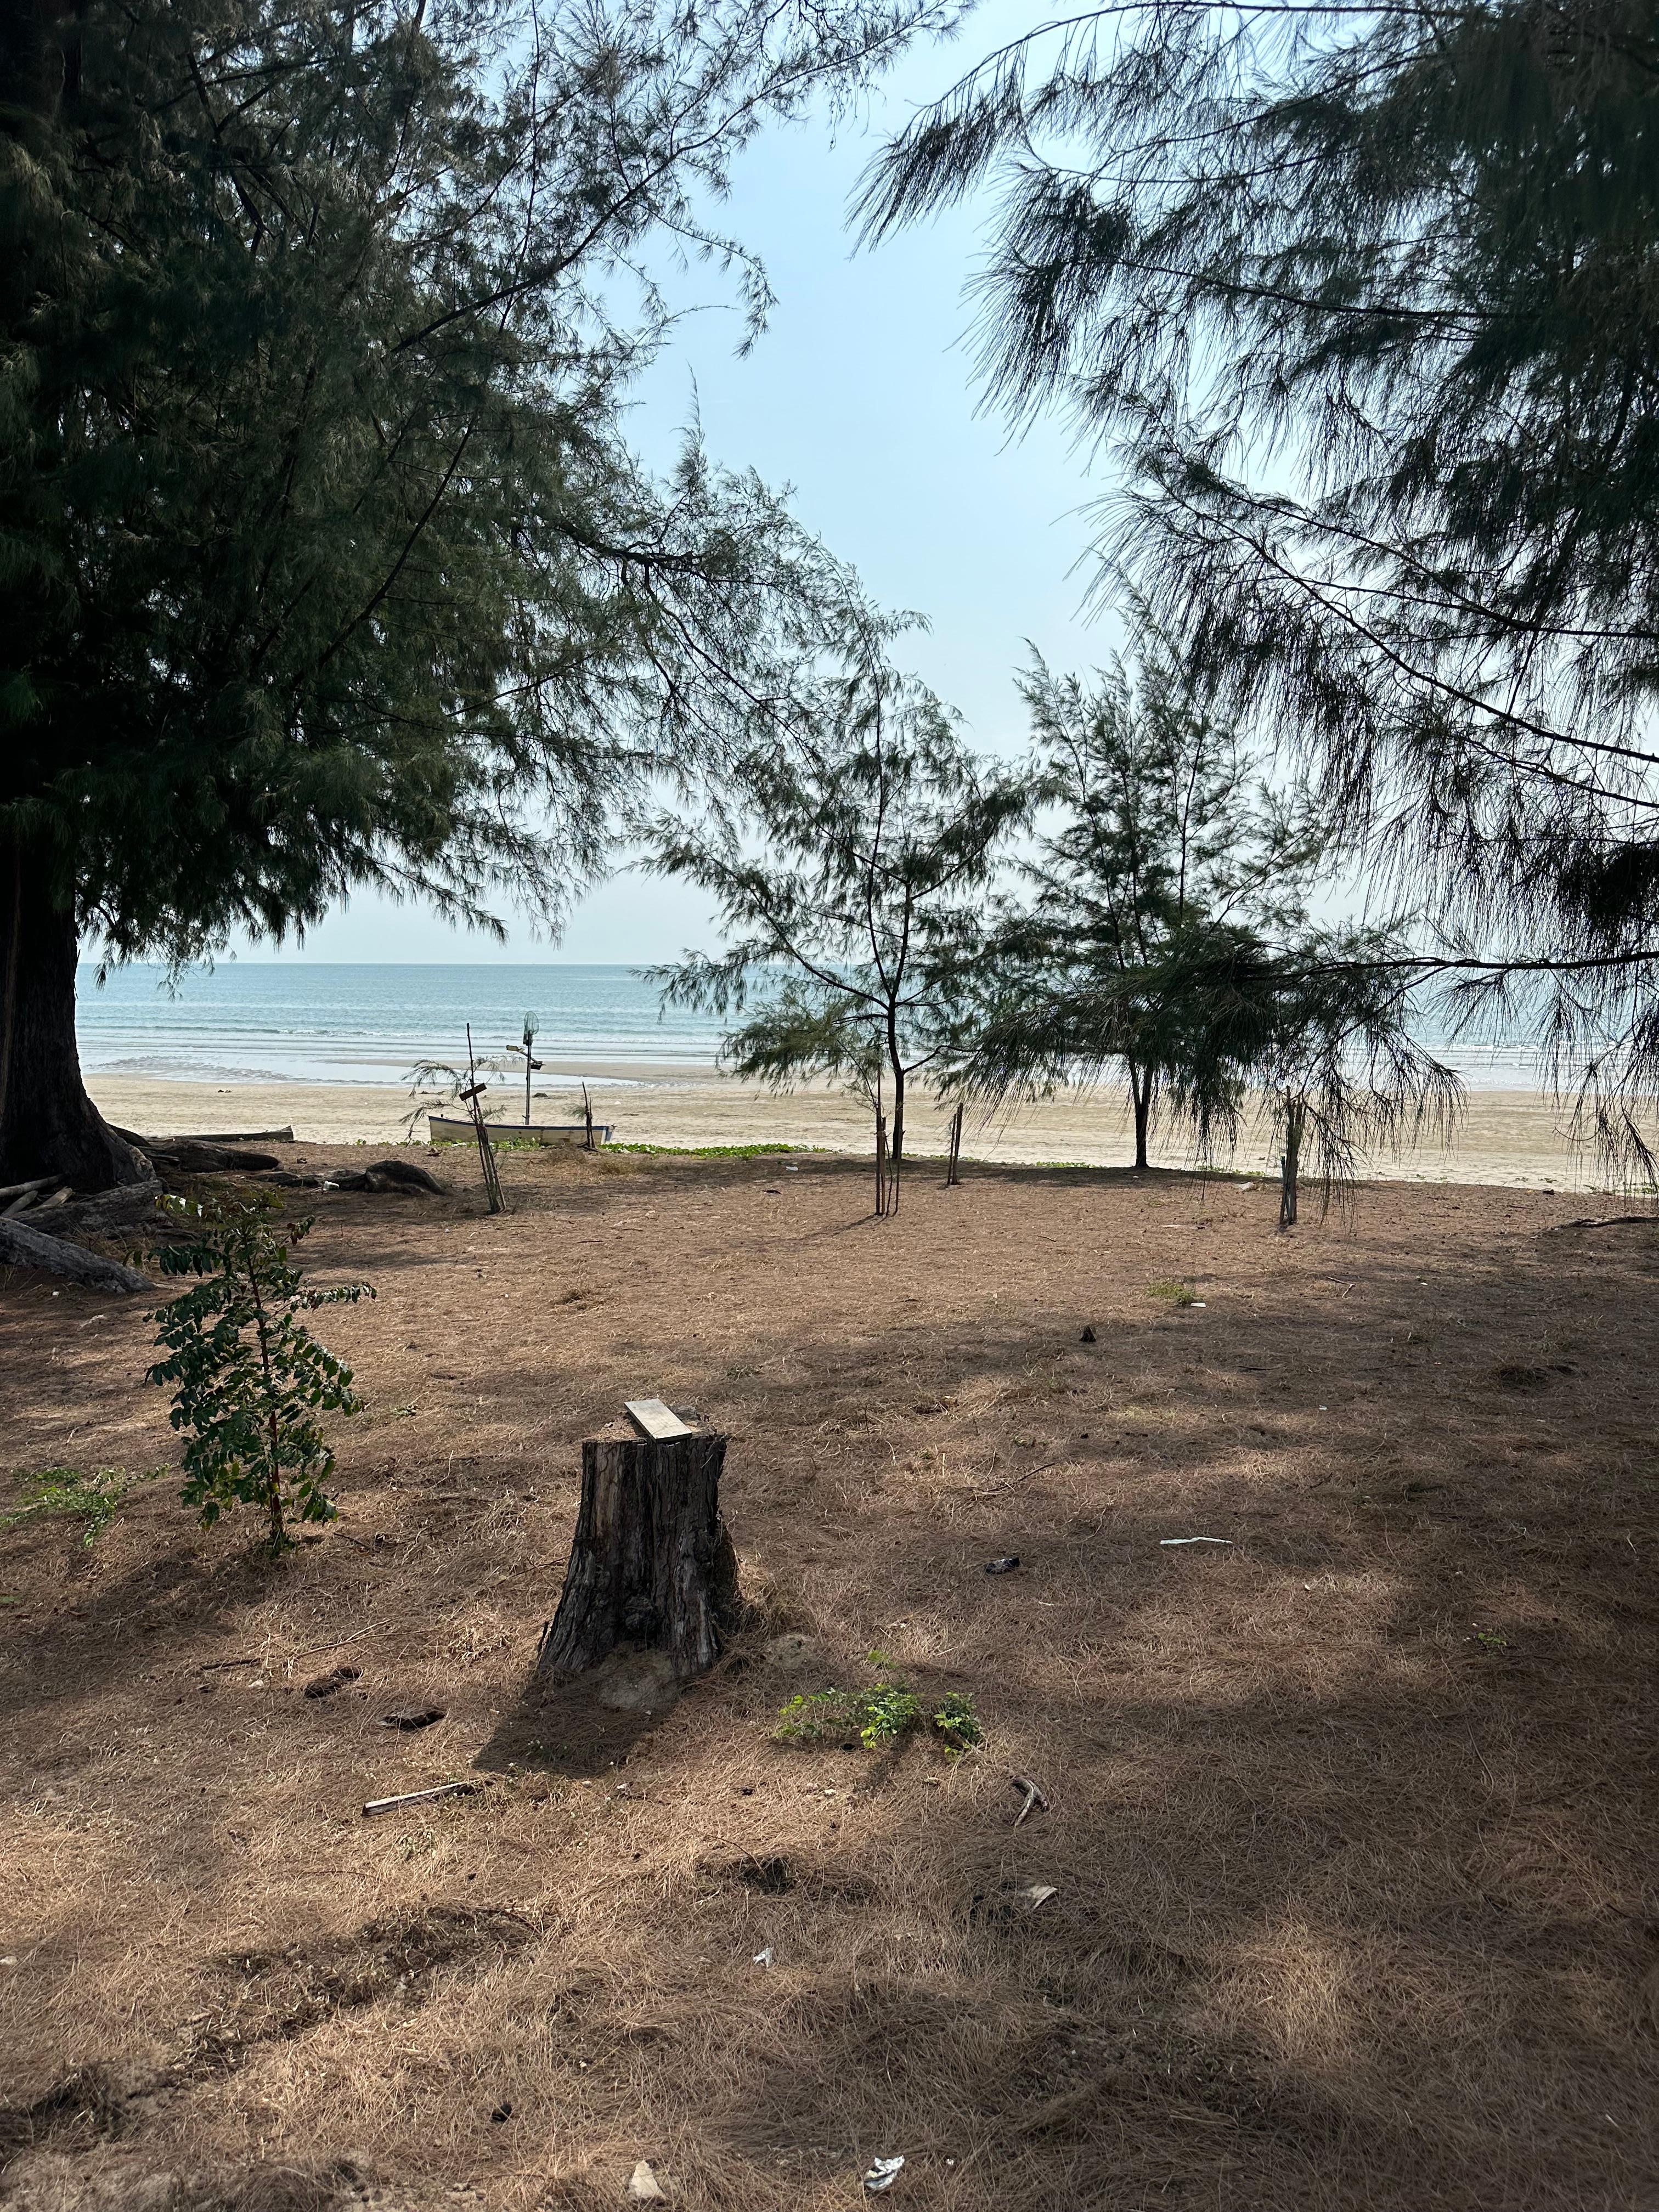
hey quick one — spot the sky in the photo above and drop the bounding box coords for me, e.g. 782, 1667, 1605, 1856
225, 3, 1121, 968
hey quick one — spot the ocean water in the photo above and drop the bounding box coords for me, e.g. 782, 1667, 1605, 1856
76, 964, 725, 1086
76, 960, 1564, 1091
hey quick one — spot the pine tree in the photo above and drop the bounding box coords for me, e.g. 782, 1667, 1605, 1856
0, 0, 944, 1188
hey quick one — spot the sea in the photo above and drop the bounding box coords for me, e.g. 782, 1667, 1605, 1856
75, 963, 726, 1088
74, 961, 1568, 1093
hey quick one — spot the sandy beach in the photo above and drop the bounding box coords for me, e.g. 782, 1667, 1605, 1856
86, 1062, 1643, 1189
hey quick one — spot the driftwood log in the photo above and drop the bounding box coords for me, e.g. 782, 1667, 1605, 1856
324, 1158, 447, 1195
108, 1126, 280, 1175
537, 1431, 742, 1684
0, 1214, 150, 1292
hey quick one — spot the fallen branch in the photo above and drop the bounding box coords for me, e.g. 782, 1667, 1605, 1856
362, 1781, 476, 1820
109, 1126, 280, 1175
1010, 1772, 1049, 1827
182, 1626, 380, 1680
153, 1142, 281, 1173
0, 1174, 56, 1209
0, 1177, 56, 1212
971, 1458, 1065, 1499
0, 1216, 150, 1293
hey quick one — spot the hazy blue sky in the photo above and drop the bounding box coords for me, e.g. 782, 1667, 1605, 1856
232, 7, 1116, 966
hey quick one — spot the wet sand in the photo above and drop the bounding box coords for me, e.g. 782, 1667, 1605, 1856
86, 1066, 1637, 1189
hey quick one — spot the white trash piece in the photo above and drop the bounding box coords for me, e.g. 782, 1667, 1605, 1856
863, 2156, 905, 2193
1019, 1883, 1058, 1911
752, 1945, 774, 1966
1160, 1536, 1233, 1547
627, 2160, 664, 2202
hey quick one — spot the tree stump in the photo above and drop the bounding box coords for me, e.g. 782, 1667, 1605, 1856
536, 1431, 742, 1684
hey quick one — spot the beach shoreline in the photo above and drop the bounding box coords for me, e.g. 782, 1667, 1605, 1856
84, 1066, 1641, 1190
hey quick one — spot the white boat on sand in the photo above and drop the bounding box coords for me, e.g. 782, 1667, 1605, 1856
427, 1115, 613, 1147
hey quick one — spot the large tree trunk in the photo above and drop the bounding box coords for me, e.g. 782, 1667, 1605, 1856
0, 834, 146, 1192
536, 1431, 742, 1684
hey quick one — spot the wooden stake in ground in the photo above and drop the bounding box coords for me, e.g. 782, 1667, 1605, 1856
582, 1080, 595, 1151
946, 1102, 964, 1188
536, 1429, 742, 1683
463, 1024, 504, 1215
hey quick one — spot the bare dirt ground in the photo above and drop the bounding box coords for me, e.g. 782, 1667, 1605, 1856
1, 1143, 1656, 2212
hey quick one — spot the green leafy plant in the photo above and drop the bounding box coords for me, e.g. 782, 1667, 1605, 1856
0, 1466, 157, 1547
776, 1654, 981, 1756
1147, 1279, 1197, 1307
930, 1691, 984, 1752
146, 1194, 374, 1555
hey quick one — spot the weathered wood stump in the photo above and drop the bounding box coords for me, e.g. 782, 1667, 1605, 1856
536, 1431, 742, 1684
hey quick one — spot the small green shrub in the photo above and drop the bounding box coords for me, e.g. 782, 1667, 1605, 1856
776, 1654, 981, 1756
0, 1466, 158, 1547
931, 1691, 984, 1751
1147, 1279, 1197, 1306
146, 1193, 374, 1555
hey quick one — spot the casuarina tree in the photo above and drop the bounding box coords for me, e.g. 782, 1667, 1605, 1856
0, 0, 947, 1189
974, 623, 1323, 1169
859, 0, 1659, 1172
650, 654, 1026, 1211
956, 622, 1456, 1186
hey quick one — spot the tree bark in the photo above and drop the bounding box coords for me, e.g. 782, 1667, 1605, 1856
0, 834, 147, 1192
1130, 1063, 1153, 1171
1279, 1098, 1305, 1229
536, 1431, 742, 1684
888, 1058, 905, 1214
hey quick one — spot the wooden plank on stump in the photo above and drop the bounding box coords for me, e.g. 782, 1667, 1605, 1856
624, 1397, 695, 1441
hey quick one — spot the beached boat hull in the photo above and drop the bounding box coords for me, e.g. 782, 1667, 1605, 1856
427, 1115, 613, 1147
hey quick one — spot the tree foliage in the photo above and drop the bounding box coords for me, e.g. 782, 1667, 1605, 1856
649, 655, 1026, 1209
1005, 627, 1322, 1164
860, 0, 1659, 1169
3, 0, 956, 958
954, 627, 1457, 1192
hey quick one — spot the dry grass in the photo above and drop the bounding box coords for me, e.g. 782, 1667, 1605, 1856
0, 1144, 1656, 2211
